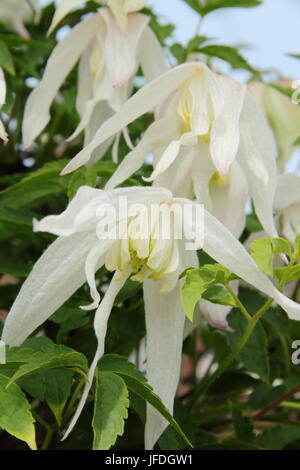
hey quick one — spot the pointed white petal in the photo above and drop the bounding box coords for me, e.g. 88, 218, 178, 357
145, 131, 197, 183
101, 9, 148, 87
201, 209, 300, 320
0, 68, 6, 107
0, 120, 8, 143
209, 161, 248, 237
210, 76, 246, 175
63, 272, 126, 440
81, 239, 115, 311
23, 15, 101, 149
105, 115, 180, 190
275, 173, 300, 211
143, 279, 185, 450
33, 186, 102, 236
139, 25, 168, 82
48, 0, 86, 35
1, 232, 97, 346
61, 62, 199, 174
238, 91, 278, 237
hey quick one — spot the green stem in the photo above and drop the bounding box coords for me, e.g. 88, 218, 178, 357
226, 284, 252, 322
280, 401, 300, 411
190, 297, 273, 406
63, 377, 86, 424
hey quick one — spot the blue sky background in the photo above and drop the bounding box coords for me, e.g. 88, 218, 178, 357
150, 0, 299, 79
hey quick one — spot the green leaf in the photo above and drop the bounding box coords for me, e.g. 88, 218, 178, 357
256, 425, 300, 450
184, 0, 262, 16
98, 355, 192, 448
7, 345, 88, 386
181, 265, 235, 320
293, 136, 300, 146
288, 53, 300, 61
202, 285, 236, 307
246, 213, 263, 234
250, 237, 290, 276
0, 256, 30, 277
0, 373, 36, 449
198, 45, 258, 74
20, 369, 74, 426
231, 403, 254, 442
99, 354, 147, 383
275, 264, 300, 284
226, 310, 270, 382
181, 269, 214, 321
67, 166, 97, 201
0, 41, 15, 75
294, 234, 300, 255
0, 160, 70, 209
170, 43, 187, 63
93, 370, 129, 450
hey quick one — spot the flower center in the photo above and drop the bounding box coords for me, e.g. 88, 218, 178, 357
105, 203, 180, 291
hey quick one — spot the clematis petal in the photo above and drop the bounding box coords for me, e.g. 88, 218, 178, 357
1, 232, 98, 346
209, 161, 248, 237
0, 120, 8, 143
238, 91, 278, 237
101, 8, 149, 87
0, 68, 6, 107
201, 209, 300, 321
210, 76, 246, 176
143, 279, 185, 450
138, 25, 168, 82
274, 173, 300, 211
105, 115, 180, 190
61, 62, 199, 174
63, 272, 126, 440
23, 14, 102, 149
81, 239, 115, 311
48, 0, 86, 35
144, 131, 197, 183
33, 186, 102, 236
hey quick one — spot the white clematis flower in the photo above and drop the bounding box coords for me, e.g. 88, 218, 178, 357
275, 173, 300, 243
2, 186, 300, 449
62, 62, 278, 239
23, 0, 167, 158
0, 68, 8, 144
249, 80, 300, 170
0, 0, 39, 38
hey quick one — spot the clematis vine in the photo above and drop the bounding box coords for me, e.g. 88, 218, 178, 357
0, 0, 39, 38
22, 0, 167, 161
275, 173, 300, 243
2, 186, 300, 449
0, 68, 8, 144
61, 62, 278, 239
249, 80, 300, 170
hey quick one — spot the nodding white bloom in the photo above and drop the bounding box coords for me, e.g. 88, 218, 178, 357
0, 0, 39, 38
2, 186, 300, 449
0, 68, 8, 144
62, 62, 278, 238
249, 80, 300, 170
22, 0, 167, 159
275, 173, 300, 243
